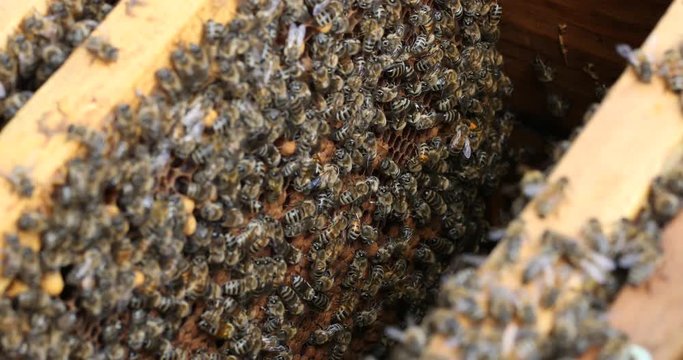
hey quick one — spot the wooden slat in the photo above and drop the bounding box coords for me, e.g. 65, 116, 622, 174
498, 0, 670, 135
0, 0, 48, 46
0, 0, 236, 293
607, 212, 683, 359
425, 0, 683, 356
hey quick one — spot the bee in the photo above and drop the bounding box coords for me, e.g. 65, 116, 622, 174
347, 213, 362, 241
0, 51, 17, 98
155, 67, 184, 101
199, 310, 236, 340
650, 176, 680, 221
284, 23, 306, 63
85, 36, 119, 63
8, 34, 38, 79
223, 275, 258, 296
616, 43, 653, 83
38, 42, 68, 72
284, 199, 317, 225
547, 92, 570, 118
423, 189, 447, 215
361, 19, 384, 53
313, 0, 342, 29
385, 324, 427, 356
489, 2, 503, 25
278, 285, 304, 315
199, 201, 223, 222
534, 176, 569, 218
334, 292, 359, 322
337, 38, 362, 57
334, 148, 353, 174
411, 33, 434, 55
4, 166, 35, 198
582, 218, 610, 256
313, 270, 335, 292
230, 333, 260, 356
362, 264, 384, 299
359, 224, 378, 245
355, 306, 380, 328
660, 48, 683, 92
532, 54, 555, 82
522, 249, 558, 284
416, 48, 444, 72
375, 86, 398, 102
2, 91, 33, 120
291, 274, 315, 301
310, 291, 330, 311
384, 61, 414, 79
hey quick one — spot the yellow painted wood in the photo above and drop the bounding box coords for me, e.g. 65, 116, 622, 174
0, 0, 236, 293
0, 0, 49, 46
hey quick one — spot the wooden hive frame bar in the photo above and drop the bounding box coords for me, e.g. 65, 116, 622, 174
424, 0, 683, 357
0, 0, 49, 44
0, 0, 236, 293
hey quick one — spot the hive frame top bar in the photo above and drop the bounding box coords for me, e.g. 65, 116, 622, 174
0, 0, 236, 293
0, 0, 49, 45
426, 0, 683, 356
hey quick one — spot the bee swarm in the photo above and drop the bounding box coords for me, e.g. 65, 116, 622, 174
0, 0, 513, 359
0, 0, 118, 126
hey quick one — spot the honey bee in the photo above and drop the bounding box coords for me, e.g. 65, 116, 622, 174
361, 18, 384, 53
310, 290, 330, 311
223, 275, 258, 296
534, 176, 569, 218
284, 199, 317, 225
355, 305, 381, 328
582, 218, 610, 256
522, 248, 558, 284
375, 86, 398, 103
532, 54, 555, 83
2, 91, 33, 120
616, 43, 653, 83
291, 274, 315, 301
277, 284, 304, 315
547, 92, 570, 118
284, 23, 306, 63
155, 67, 184, 101
411, 33, 435, 55
359, 224, 378, 245
85, 36, 119, 63
489, 2, 502, 25
660, 48, 683, 93
4, 166, 35, 198
423, 189, 447, 215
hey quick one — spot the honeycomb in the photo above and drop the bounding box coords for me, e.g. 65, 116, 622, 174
0, 0, 513, 359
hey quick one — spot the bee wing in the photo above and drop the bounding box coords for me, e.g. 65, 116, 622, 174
487, 227, 506, 242
615, 43, 639, 67
313, 0, 332, 16
522, 182, 546, 198
296, 24, 307, 47
463, 138, 472, 159
286, 23, 298, 48
0, 83, 5, 100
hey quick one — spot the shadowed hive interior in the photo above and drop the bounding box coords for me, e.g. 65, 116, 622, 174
0, 0, 513, 359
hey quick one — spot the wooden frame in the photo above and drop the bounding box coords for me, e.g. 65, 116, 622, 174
0, 0, 236, 294
426, 0, 683, 357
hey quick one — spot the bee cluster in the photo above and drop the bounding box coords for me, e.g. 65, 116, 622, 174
388, 137, 683, 359
0, 0, 513, 358
0, 0, 118, 126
